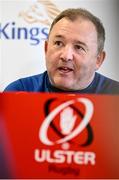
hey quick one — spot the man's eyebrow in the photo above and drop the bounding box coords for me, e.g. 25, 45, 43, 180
75, 40, 87, 47
54, 35, 64, 39
53, 35, 88, 48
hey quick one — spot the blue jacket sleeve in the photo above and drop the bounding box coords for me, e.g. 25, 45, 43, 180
4, 80, 24, 92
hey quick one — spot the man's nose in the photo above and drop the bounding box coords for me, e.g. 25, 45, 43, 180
60, 45, 73, 62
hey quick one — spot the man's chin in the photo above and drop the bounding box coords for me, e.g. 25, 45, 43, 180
52, 77, 74, 90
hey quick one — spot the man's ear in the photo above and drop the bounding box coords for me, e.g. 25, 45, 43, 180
44, 40, 48, 53
96, 51, 106, 70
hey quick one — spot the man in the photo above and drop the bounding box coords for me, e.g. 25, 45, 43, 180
4, 8, 119, 94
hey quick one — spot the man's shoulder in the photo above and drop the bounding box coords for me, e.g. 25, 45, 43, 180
95, 72, 119, 94
4, 71, 48, 92
21, 72, 46, 83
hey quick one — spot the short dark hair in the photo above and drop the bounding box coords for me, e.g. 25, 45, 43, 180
49, 8, 105, 53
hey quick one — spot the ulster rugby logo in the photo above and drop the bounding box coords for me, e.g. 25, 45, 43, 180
35, 97, 96, 167
39, 97, 94, 146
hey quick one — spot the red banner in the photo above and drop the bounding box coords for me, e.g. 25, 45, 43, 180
0, 93, 119, 178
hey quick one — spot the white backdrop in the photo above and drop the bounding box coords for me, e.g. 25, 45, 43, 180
0, 0, 119, 91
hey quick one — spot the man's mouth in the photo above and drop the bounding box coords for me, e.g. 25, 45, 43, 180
58, 67, 73, 73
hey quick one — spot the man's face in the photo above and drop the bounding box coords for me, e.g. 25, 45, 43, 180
45, 17, 104, 90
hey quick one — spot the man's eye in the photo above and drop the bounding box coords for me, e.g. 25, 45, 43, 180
75, 45, 85, 51
54, 41, 63, 46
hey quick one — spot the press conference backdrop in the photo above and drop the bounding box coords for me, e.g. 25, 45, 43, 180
0, 0, 119, 91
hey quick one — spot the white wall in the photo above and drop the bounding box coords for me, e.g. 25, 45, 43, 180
0, 0, 119, 91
